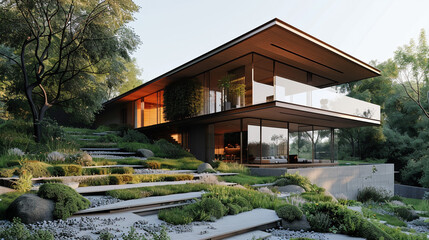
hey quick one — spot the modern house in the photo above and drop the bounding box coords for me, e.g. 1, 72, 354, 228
95, 18, 381, 166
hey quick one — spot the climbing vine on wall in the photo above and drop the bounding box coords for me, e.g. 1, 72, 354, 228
163, 78, 203, 121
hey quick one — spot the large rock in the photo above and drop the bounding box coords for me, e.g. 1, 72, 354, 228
136, 149, 154, 158
6, 194, 54, 224
282, 215, 311, 231
277, 185, 306, 194
197, 163, 214, 173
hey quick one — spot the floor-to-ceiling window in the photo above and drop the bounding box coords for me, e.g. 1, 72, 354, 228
143, 90, 166, 127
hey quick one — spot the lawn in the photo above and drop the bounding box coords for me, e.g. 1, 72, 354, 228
218, 173, 277, 185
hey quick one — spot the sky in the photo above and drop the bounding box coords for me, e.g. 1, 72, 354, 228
128, 0, 429, 83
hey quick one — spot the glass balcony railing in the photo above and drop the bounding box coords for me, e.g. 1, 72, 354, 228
274, 76, 381, 121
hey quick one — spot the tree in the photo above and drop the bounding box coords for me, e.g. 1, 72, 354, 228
394, 29, 429, 119
0, 0, 139, 142
115, 58, 142, 97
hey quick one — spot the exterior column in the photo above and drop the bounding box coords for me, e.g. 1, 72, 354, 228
240, 118, 243, 164
312, 126, 315, 163
286, 122, 290, 163
259, 118, 262, 165
330, 128, 335, 163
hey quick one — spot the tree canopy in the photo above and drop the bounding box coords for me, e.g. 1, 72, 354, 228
0, 0, 140, 140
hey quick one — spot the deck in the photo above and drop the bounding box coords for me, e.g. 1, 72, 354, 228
243, 162, 338, 169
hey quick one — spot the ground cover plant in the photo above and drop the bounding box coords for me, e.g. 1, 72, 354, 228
37, 183, 90, 219
158, 184, 285, 225
217, 173, 277, 185
144, 157, 202, 170
107, 183, 209, 200
78, 174, 194, 187
0, 218, 54, 240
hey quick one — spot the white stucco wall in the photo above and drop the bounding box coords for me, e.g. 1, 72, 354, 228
287, 164, 394, 200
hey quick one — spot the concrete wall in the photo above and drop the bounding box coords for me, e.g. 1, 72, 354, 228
395, 184, 429, 199
287, 164, 394, 200
188, 125, 208, 162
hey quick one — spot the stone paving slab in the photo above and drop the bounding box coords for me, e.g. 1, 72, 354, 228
76, 191, 203, 214
89, 151, 135, 155
82, 165, 144, 169
167, 208, 280, 240
0, 186, 15, 194
225, 230, 271, 240
80, 148, 122, 151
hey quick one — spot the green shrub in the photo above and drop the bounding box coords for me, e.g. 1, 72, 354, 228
19, 161, 51, 178
159, 207, 194, 225
303, 202, 393, 240
198, 198, 226, 219
48, 164, 82, 176
276, 204, 303, 222
143, 161, 161, 169
13, 170, 32, 192
82, 167, 110, 175
307, 212, 331, 233
216, 162, 249, 174
38, 183, 90, 219
357, 186, 390, 203
0, 168, 15, 177
154, 139, 193, 158
98, 134, 122, 143
274, 173, 321, 192
301, 192, 333, 203
394, 206, 418, 221
226, 203, 241, 215
123, 130, 150, 143
98, 231, 114, 240
79, 176, 110, 187
110, 167, 134, 174
47, 166, 65, 176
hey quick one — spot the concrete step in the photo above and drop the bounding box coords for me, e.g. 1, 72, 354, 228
90, 155, 146, 160
224, 230, 271, 240
80, 148, 122, 151
167, 208, 280, 240
88, 151, 136, 155
75, 191, 203, 215
83, 165, 144, 169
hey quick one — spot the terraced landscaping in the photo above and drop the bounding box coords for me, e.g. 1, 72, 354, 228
0, 121, 428, 240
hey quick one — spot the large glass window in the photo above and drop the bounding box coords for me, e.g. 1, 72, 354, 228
261, 120, 288, 163
143, 92, 158, 126
209, 54, 252, 113
143, 90, 166, 127
253, 54, 274, 104
243, 118, 260, 164
213, 120, 241, 162
314, 127, 331, 162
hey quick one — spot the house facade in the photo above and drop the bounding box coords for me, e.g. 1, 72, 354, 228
95, 19, 381, 165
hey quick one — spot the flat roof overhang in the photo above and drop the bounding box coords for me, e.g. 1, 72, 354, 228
107, 18, 380, 105
138, 101, 380, 133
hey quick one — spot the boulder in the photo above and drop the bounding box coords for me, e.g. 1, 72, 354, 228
277, 185, 306, 194
197, 163, 214, 174
282, 215, 311, 231
64, 182, 79, 189
136, 149, 154, 158
6, 194, 54, 224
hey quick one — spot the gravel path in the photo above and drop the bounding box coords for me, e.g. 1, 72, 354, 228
85, 195, 123, 208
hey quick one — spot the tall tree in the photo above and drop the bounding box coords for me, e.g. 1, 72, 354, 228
394, 29, 429, 118
0, 0, 139, 141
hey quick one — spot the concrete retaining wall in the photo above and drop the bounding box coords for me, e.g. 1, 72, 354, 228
395, 184, 429, 199
287, 164, 394, 200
